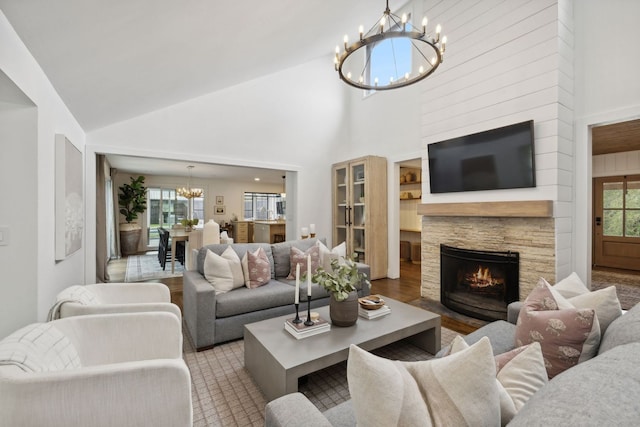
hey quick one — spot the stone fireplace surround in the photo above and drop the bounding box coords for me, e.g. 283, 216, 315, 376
418, 201, 556, 304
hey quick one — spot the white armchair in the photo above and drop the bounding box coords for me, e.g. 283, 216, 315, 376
0, 312, 192, 427
48, 283, 181, 321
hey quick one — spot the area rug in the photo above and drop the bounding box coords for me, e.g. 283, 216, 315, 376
124, 253, 184, 282
183, 326, 459, 427
591, 269, 640, 310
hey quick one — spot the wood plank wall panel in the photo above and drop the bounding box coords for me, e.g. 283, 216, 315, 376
593, 150, 640, 177
416, 0, 574, 282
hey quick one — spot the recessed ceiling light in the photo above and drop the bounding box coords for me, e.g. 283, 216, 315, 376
254, 177, 260, 181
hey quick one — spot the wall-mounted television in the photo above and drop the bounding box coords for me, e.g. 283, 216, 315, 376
427, 120, 535, 193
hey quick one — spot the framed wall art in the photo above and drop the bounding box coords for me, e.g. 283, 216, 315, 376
216, 195, 224, 205
55, 134, 83, 260
215, 205, 226, 215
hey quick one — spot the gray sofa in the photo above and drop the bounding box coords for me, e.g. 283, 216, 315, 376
265, 302, 640, 426
183, 237, 371, 350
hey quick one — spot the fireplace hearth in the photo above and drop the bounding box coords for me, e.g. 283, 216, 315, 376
440, 244, 519, 321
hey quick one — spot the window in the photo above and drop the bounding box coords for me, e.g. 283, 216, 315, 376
366, 14, 412, 93
603, 179, 640, 237
243, 192, 285, 220
147, 188, 204, 247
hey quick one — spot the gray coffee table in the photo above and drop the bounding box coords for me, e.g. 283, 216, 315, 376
244, 296, 441, 401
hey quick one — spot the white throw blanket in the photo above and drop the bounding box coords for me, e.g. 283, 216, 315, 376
47, 285, 99, 321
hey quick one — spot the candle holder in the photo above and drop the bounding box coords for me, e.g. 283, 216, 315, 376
304, 295, 314, 326
292, 303, 302, 324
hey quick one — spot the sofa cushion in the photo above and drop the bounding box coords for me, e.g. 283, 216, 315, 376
271, 238, 323, 279
277, 278, 331, 301
347, 338, 500, 427
436, 320, 517, 358
286, 245, 321, 280
598, 302, 640, 354
197, 243, 274, 279
515, 278, 600, 378
214, 280, 295, 318
241, 247, 271, 288
449, 336, 548, 426
509, 342, 640, 426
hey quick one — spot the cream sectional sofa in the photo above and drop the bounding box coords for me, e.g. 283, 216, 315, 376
183, 238, 371, 350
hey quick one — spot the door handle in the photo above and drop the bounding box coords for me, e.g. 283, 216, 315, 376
595, 217, 602, 226
347, 206, 352, 226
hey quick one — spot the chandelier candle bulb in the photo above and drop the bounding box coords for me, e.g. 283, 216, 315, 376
343, 34, 348, 50
422, 17, 428, 34
359, 25, 364, 40
436, 24, 442, 42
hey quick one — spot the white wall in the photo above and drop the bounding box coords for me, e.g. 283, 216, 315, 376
573, 0, 640, 282
593, 150, 640, 177
0, 11, 86, 336
86, 56, 348, 281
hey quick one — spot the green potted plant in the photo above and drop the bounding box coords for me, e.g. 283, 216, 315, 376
180, 218, 199, 231
310, 256, 369, 327
118, 175, 147, 255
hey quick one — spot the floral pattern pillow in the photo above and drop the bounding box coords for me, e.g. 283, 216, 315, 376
241, 247, 271, 288
285, 245, 321, 280
515, 278, 600, 378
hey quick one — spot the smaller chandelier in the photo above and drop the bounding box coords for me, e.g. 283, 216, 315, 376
334, 0, 447, 91
177, 165, 203, 199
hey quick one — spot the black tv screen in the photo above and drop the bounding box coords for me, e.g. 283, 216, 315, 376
428, 120, 535, 193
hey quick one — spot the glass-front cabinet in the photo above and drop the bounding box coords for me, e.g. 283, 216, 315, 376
332, 156, 387, 279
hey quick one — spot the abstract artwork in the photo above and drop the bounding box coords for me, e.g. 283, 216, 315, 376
55, 134, 83, 260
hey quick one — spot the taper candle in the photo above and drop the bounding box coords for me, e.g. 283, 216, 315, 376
307, 254, 312, 297
295, 263, 300, 304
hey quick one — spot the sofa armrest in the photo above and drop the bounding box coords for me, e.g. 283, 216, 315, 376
265, 393, 332, 427
507, 301, 523, 324
183, 270, 217, 350
0, 359, 192, 427
52, 312, 183, 365
59, 301, 182, 322
85, 283, 171, 303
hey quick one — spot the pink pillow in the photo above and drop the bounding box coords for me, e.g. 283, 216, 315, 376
515, 278, 600, 379
241, 247, 271, 289
286, 245, 321, 280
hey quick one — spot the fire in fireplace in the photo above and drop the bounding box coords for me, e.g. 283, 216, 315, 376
440, 244, 519, 321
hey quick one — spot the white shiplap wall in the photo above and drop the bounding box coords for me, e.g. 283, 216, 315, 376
418, 0, 573, 279
593, 150, 640, 177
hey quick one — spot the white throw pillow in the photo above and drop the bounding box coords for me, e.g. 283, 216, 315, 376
347, 337, 500, 427
449, 335, 548, 426
203, 249, 234, 294
552, 272, 590, 298
220, 246, 245, 288
568, 286, 622, 335
316, 241, 346, 272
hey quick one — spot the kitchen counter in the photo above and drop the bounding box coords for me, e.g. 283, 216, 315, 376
253, 221, 286, 243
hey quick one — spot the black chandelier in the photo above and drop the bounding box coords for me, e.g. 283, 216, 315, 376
334, 0, 447, 91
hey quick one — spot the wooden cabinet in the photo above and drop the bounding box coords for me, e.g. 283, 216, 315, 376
253, 221, 286, 243
232, 221, 253, 243
332, 155, 387, 279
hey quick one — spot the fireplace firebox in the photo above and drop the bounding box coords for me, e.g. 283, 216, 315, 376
440, 244, 519, 321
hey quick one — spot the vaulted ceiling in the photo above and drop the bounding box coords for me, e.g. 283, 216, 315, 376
0, 0, 404, 131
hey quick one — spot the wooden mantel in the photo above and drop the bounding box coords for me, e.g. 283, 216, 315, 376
417, 200, 553, 218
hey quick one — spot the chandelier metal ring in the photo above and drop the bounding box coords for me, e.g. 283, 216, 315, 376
334, 1, 446, 91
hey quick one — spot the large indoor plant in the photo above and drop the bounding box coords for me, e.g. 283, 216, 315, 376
311, 256, 368, 327
118, 175, 147, 255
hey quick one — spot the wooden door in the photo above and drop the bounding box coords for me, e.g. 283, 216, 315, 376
593, 175, 640, 270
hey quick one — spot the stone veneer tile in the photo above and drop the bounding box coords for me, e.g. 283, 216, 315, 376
421, 216, 555, 301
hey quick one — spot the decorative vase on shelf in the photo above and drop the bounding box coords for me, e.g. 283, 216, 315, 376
329, 291, 359, 327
